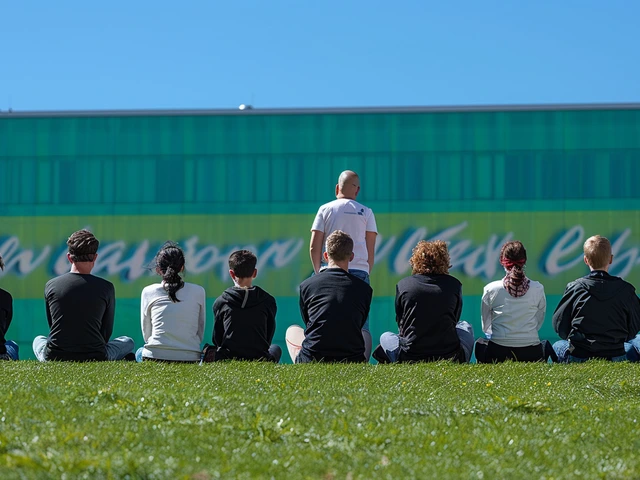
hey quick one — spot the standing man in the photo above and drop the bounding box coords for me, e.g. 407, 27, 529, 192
310, 170, 378, 359
33, 229, 134, 361
288, 230, 373, 363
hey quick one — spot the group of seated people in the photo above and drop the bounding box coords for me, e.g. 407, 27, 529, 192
0, 229, 639, 365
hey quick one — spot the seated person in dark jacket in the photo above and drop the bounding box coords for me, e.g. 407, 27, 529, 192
373, 240, 474, 363
32, 230, 134, 361
0, 254, 19, 361
552, 235, 640, 362
286, 230, 373, 363
212, 250, 281, 362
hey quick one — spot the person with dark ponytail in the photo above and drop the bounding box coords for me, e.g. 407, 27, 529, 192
475, 241, 552, 363
137, 242, 206, 362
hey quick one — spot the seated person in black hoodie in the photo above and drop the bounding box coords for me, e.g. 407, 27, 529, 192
552, 235, 640, 362
286, 230, 373, 363
212, 250, 281, 362
372, 240, 474, 363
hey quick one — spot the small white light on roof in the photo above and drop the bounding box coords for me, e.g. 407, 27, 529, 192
238, 104, 253, 110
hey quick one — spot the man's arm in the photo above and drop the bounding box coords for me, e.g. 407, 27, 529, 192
310, 230, 325, 274
365, 231, 377, 273
552, 284, 576, 340
101, 284, 115, 342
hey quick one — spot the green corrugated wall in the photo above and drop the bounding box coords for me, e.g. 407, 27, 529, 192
1, 107, 639, 360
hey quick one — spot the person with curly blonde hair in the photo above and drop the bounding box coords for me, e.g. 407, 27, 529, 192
372, 240, 474, 363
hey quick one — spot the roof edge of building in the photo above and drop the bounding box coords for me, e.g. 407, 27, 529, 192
1, 102, 640, 118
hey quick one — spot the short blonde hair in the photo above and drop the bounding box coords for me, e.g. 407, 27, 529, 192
326, 230, 353, 262
583, 235, 611, 270
410, 240, 451, 275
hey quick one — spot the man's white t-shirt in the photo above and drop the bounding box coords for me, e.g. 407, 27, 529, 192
311, 198, 378, 273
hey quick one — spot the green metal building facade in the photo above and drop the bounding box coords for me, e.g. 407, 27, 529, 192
1, 105, 639, 359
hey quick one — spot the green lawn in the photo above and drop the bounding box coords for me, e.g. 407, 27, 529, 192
1, 362, 640, 479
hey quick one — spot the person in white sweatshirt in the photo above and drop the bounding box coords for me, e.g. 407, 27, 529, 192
136, 242, 206, 363
475, 240, 554, 363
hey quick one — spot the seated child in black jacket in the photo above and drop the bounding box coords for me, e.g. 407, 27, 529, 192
211, 250, 281, 362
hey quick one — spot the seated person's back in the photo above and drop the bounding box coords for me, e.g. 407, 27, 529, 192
395, 269, 464, 361
553, 235, 640, 361
293, 230, 373, 363
139, 242, 205, 362
478, 240, 548, 363
373, 240, 474, 364
35, 229, 134, 362
46, 272, 115, 361
213, 250, 280, 362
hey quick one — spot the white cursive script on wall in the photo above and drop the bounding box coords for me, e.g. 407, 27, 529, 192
374, 222, 512, 279
1, 235, 304, 282
544, 226, 640, 278
1, 224, 639, 282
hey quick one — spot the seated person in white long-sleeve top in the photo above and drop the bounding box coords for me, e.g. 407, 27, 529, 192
475, 240, 554, 363
136, 242, 206, 363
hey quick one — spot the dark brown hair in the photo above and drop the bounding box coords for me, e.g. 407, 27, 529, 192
228, 250, 257, 278
67, 230, 99, 262
500, 240, 527, 281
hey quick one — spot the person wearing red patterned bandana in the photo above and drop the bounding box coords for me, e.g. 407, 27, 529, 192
475, 241, 554, 363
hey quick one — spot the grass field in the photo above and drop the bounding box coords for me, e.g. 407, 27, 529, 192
1, 362, 640, 479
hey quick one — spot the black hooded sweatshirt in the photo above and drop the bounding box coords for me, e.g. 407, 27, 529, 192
553, 270, 640, 358
212, 286, 277, 360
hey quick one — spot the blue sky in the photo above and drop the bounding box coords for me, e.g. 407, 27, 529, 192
1, 0, 638, 111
